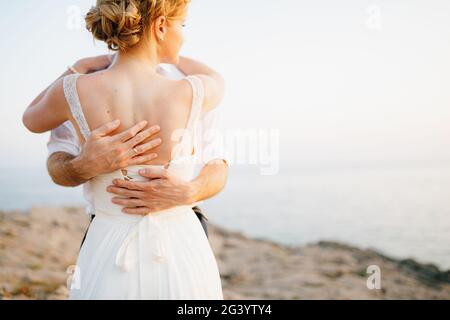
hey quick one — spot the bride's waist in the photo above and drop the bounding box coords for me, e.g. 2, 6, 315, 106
93, 165, 165, 182
89, 165, 195, 187
89, 165, 197, 221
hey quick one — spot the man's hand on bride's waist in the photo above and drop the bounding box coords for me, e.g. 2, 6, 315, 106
70, 120, 162, 181
107, 167, 199, 216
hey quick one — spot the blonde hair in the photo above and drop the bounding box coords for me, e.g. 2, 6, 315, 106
86, 0, 190, 51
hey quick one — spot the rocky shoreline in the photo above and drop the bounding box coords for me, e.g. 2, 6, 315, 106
0, 207, 449, 300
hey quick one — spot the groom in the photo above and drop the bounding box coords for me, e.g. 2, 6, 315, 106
47, 57, 228, 246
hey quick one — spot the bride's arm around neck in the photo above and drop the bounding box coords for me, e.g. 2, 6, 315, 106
22, 55, 112, 134
177, 56, 225, 111
22, 76, 70, 134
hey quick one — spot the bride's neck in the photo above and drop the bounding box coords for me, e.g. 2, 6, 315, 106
111, 41, 160, 74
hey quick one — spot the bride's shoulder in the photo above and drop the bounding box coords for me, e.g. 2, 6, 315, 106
162, 77, 195, 106
76, 70, 116, 97
168, 75, 224, 113
77, 69, 111, 87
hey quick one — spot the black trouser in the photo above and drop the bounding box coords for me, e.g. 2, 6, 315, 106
80, 206, 209, 250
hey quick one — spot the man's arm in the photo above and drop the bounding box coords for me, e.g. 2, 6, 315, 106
190, 160, 229, 203
177, 56, 225, 111
47, 120, 162, 187
107, 160, 229, 216
47, 152, 87, 187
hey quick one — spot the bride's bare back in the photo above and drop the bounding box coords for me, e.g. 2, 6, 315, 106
74, 66, 197, 167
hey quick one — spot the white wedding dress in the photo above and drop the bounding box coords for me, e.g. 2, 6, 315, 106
63, 73, 224, 300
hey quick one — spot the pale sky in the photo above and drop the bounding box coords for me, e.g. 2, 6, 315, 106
1, 0, 450, 169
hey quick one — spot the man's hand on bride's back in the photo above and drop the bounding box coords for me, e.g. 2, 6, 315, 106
71, 120, 162, 181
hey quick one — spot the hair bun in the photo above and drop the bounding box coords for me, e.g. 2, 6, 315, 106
86, 0, 143, 51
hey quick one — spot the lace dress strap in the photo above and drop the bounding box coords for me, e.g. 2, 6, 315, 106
184, 75, 205, 135
182, 75, 204, 153
63, 73, 91, 140
167, 75, 205, 167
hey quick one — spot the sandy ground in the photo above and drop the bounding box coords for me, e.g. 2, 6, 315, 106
0, 207, 449, 300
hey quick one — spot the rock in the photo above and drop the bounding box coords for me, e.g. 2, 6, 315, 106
397, 259, 450, 287
0, 207, 449, 300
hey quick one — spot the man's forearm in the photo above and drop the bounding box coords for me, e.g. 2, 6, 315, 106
190, 160, 229, 203
47, 152, 91, 187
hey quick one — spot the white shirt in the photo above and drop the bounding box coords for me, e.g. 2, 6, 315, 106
47, 64, 227, 215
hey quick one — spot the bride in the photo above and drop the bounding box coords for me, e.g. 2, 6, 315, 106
22, 0, 225, 300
